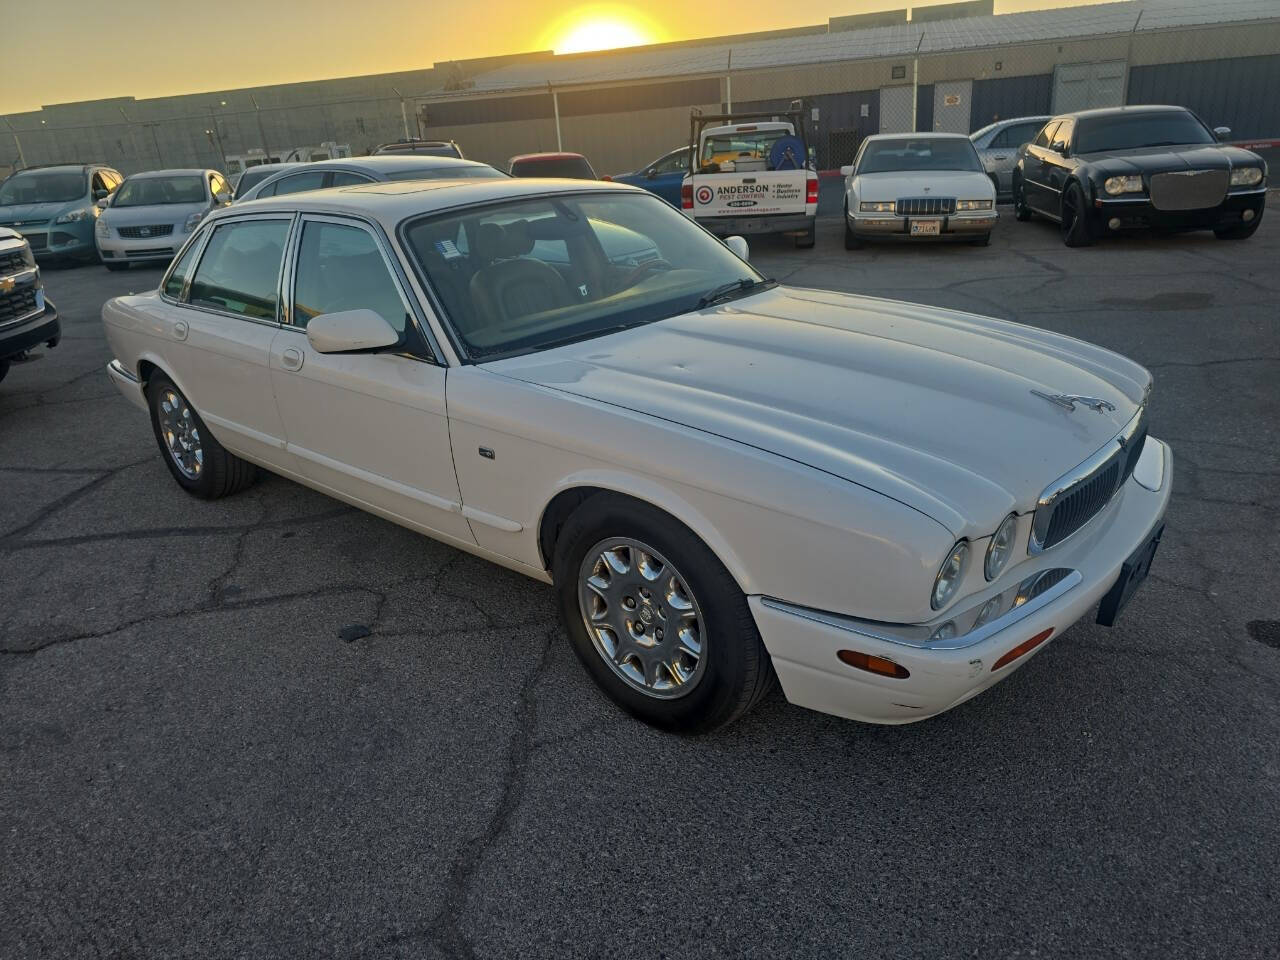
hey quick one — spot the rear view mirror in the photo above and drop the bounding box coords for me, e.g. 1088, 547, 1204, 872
1214, 126, 1232, 142
725, 236, 750, 261
306, 309, 400, 354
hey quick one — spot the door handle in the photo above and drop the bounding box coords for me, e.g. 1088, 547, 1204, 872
992, 154, 1008, 161
172, 320, 188, 341
280, 347, 304, 372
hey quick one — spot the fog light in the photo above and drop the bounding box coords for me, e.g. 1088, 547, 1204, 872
1243, 209, 1255, 222
1108, 217, 1122, 231
930, 621, 958, 642
973, 596, 1002, 628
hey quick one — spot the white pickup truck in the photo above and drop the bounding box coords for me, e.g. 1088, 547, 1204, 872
679, 108, 818, 248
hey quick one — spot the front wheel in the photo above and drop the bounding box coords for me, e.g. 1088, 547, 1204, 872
843, 204, 862, 250
1061, 181, 1095, 247
147, 373, 257, 499
971, 232, 991, 247
1013, 175, 1033, 222
553, 495, 775, 732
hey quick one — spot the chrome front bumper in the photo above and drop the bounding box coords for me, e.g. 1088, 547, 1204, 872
850, 211, 998, 236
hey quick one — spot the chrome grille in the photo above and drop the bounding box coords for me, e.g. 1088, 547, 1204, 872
896, 197, 956, 216
0, 286, 40, 327
1149, 170, 1228, 211
1031, 408, 1147, 552
117, 224, 175, 239
0, 250, 28, 274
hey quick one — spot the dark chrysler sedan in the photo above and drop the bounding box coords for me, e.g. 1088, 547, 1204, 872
1013, 105, 1266, 246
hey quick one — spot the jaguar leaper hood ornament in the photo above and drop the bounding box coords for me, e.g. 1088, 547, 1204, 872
1031, 390, 1117, 413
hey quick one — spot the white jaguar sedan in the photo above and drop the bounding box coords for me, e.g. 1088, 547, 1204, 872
840, 132, 999, 248
102, 177, 1170, 732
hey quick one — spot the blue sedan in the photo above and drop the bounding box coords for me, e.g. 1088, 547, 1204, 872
606, 147, 689, 207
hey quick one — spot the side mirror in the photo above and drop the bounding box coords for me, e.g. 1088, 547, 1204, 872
645, 168, 658, 179
725, 236, 750, 261
839, 164, 854, 177
215, 191, 232, 204
95, 197, 110, 210
305, 309, 400, 354
92, 188, 108, 200
1214, 126, 1232, 142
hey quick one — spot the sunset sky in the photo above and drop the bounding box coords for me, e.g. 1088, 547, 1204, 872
1, 0, 1109, 115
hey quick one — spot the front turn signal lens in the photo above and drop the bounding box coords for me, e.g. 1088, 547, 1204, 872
838, 649, 911, 679
991, 628, 1054, 671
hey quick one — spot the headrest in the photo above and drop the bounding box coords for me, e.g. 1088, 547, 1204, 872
502, 219, 535, 257
472, 221, 505, 263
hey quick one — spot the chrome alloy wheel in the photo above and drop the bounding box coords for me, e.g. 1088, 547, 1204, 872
158, 387, 203, 480
577, 537, 707, 699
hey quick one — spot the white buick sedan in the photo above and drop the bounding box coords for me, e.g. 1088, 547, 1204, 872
841, 133, 999, 248
103, 178, 1170, 732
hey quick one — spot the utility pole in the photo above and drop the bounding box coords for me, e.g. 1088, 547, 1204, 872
143, 122, 164, 166
206, 105, 228, 171
2, 117, 26, 169
249, 94, 271, 160
726, 49, 733, 112
1121, 9, 1143, 106
549, 81, 562, 152
911, 32, 925, 132
391, 86, 411, 140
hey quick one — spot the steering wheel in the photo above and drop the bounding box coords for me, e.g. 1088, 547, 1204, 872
615, 258, 674, 292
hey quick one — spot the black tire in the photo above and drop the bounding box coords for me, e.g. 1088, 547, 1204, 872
1013, 174, 1033, 222
843, 204, 862, 250
971, 232, 991, 247
552, 494, 775, 733
795, 223, 816, 249
1214, 213, 1263, 240
104, 262, 128, 272
0, 359, 9, 384
147, 372, 256, 499
1061, 181, 1095, 247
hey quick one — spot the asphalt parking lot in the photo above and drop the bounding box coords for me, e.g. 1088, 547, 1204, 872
3, 206, 1278, 959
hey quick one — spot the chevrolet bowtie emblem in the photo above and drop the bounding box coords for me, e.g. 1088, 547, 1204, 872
1031, 390, 1116, 413
0, 276, 15, 294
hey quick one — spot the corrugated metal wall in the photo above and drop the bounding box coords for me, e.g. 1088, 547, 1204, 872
969, 74, 1052, 131
1127, 54, 1280, 140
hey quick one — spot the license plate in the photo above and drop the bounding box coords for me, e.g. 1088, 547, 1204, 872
910, 219, 941, 236
1096, 522, 1164, 626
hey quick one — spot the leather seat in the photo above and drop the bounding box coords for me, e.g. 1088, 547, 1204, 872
468, 220, 573, 329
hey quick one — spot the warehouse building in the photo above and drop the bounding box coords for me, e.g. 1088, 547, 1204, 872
3, 0, 1278, 179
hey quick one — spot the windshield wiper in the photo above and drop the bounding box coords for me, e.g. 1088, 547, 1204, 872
696, 277, 774, 309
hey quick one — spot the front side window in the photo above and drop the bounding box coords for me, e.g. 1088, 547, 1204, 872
114, 175, 207, 207
264, 171, 327, 198
292, 220, 409, 332
1050, 119, 1074, 154
651, 150, 689, 175
163, 235, 204, 299
188, 219, 289, 320
0, 170, 87, 205
1033, 121, 1060, 149
856, 137, 983, 174
402, 192, 765, 361
1074, 110, 1215, 154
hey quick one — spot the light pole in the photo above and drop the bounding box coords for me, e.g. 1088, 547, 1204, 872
2, 116, 26, 169
206, 101, 228, 171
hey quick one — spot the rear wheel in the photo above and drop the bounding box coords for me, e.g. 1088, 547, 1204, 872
795, 222, 816, 249
0, 359, 9, 384
1013, 174, 1033, 222
553, 495, 775, 732
1061, 181, 1095, 247
147, 373, 257, 499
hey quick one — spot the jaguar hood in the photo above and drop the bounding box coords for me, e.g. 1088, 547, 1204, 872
487, 286, 1151, 537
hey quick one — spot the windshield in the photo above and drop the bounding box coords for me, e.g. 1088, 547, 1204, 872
0, 170, 86, 206
113, 175, 206, 207
1075, 111, 1215, 154
857, 138, 983, 174
402, 192, 765, 361
511, 157, 596, 179
384, 165, 507, 182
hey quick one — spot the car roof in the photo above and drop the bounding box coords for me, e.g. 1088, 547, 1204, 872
125, 168, 216, 179
862, 132, 974, 142
264, 156, 487, 176
228, 176, 643, 228
1054, 104, 1189, 122
509, 152, 588, 162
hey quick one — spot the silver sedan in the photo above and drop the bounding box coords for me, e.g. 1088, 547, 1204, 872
970, 116, 1051, 199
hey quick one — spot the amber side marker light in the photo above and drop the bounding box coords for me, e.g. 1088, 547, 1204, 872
991, 628, 1055, 672
837, 650, 910, 679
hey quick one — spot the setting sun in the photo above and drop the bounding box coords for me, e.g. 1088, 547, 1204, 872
542, 5, 662, 54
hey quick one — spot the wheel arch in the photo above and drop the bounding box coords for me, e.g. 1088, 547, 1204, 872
536, 475, 754, 595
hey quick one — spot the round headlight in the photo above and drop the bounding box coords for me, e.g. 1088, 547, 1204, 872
931, 541, 969, 611
985, 514, 1018, 581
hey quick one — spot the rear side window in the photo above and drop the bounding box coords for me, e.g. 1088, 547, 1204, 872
292, 220, 409, 332
188, 219, 289, 320
162, 237, 202, 299
272, 171, 328, 197
330, 172, 372, 187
